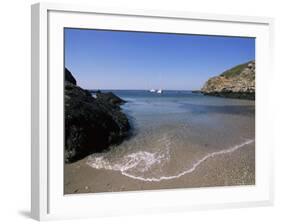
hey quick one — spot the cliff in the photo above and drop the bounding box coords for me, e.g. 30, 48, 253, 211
201, 61, 255, 100
64, 68, 130, 163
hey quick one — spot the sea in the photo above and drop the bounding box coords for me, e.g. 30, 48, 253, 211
87, 90, 255, 182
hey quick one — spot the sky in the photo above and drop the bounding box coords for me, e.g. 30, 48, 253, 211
64, 28, 255, 90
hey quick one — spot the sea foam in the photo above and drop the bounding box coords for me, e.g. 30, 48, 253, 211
86, 137, 254, 182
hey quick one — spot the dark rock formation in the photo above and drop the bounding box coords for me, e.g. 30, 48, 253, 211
64, 68, 130, 163
96, 91, 126, 105
201, 61, 255, 100
191, 90, 202, 94
65, 68, 77, 85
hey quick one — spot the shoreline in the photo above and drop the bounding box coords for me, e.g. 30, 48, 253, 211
202, 92, 255, 100
64, 141, 255, 194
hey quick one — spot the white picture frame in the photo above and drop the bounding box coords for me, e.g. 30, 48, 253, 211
31, 2, 274, 221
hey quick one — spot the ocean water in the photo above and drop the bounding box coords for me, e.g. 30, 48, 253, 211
87, 90, 255, 182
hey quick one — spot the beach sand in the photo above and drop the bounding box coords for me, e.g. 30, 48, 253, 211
64, 141, 255, 194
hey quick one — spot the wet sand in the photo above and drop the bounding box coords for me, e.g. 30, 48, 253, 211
64, 141, 255, 194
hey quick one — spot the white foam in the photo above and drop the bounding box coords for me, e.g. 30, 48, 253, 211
87, 134, 171, 174
86, 138, 254, 182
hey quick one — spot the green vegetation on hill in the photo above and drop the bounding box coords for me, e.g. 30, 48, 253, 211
220, 61, 252, 78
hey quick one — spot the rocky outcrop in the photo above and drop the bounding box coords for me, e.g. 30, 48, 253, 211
64, 68, 130, 163
96, 91, 126, 105
65, 67, 77, 85
201, 61, 255, 100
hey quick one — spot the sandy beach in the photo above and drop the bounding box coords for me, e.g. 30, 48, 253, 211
64, 140, 255, 194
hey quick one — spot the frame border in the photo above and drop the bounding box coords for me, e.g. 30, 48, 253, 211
31, 2, 274, 220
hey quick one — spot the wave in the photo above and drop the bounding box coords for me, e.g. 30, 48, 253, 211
86, 137, 254, 182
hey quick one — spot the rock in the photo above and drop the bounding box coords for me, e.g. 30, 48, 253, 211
64, 68, 130, 163
96, 91, 126, 105
201, 61, 255, 100
65, 68, 77, 85
191, 90, 202, 94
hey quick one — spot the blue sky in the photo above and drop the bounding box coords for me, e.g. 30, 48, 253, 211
65, 28, 255, 90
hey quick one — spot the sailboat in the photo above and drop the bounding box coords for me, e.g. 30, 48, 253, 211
150, 89, 156, 93
157, 89, 163, 94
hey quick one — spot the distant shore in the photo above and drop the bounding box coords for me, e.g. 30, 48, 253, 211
201, 61, 255, 100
